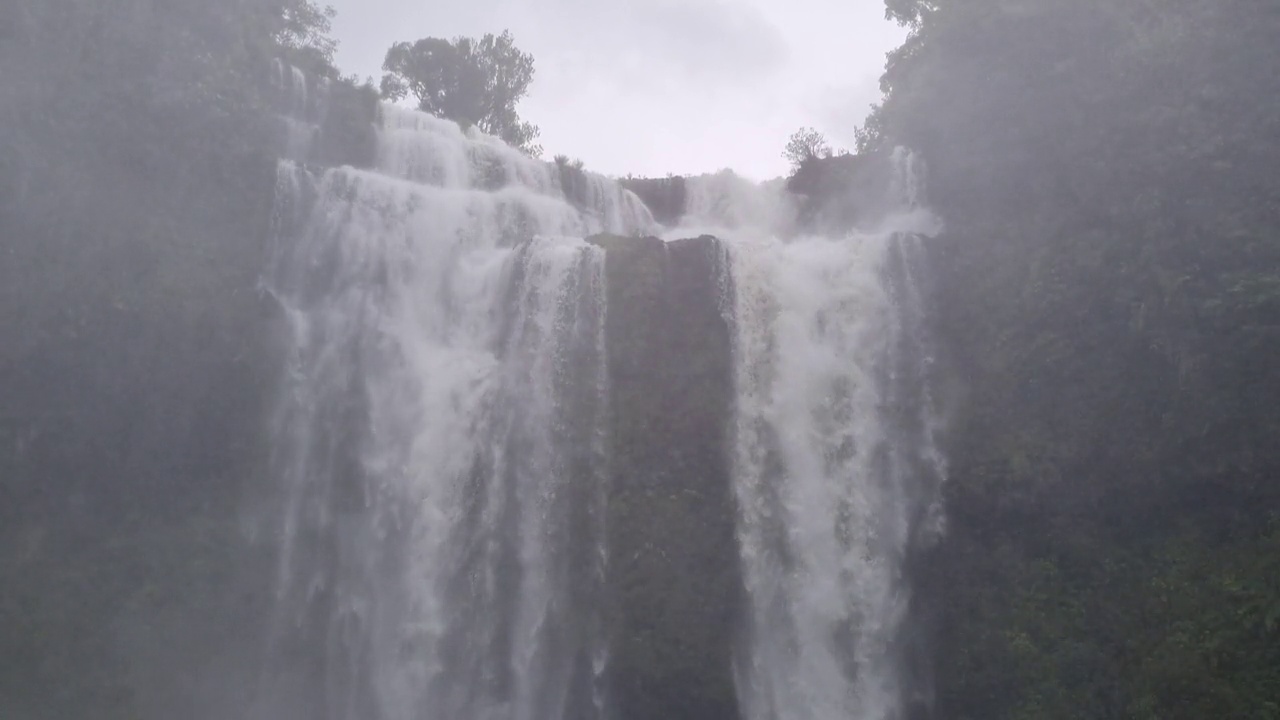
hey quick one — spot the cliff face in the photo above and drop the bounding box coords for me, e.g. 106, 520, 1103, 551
593, 234, 743, 720
619, 177, 687, 226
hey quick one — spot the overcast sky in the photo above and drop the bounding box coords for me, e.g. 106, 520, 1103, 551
325, 0, 906, 181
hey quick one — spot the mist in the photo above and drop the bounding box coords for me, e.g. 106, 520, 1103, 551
2, 1, 1278, 719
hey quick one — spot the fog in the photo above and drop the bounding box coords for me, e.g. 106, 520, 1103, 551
2, 1, 1277, 720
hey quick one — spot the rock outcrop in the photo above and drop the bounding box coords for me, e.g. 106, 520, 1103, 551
591, 234, 743, 720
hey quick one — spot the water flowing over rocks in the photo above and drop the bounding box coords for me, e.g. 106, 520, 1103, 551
258, 76, 944, 720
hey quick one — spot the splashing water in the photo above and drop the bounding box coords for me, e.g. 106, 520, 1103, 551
271, 60, 330, 162
679, 151, 946, 720
258, 70, 944, 720
258, 92, 650, 720
676, 169, 797, 240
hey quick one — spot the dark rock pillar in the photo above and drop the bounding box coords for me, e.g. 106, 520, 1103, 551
591, 234, 743, 720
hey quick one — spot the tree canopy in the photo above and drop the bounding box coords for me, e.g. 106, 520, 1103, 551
861, 0, 1280, 716
380, 30, 541, 155
276, 0, 339, 69
782, 127, 832, 170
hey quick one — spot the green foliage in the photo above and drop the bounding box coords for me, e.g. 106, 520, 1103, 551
380, 30, 542, 155
853, 103, 887, 154
782, 126, 832, 170
884, 0, 934, 29
554, 154, 586, 171
275, 1, 338, 69
869, 0, 1280, 716
0, 0, 338, 717
551, 155, 597, 210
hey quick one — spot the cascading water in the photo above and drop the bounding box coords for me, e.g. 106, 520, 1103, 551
271, 59, 330, 162
689, 152, 946, 720
258, 96, 651, 720
678, 169, 796, 239
258, 71, 943, 720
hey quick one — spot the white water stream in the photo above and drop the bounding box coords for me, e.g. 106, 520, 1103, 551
260, 68, 944, 720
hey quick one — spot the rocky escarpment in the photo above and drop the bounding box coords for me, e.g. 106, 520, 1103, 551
590, 234, 743, 720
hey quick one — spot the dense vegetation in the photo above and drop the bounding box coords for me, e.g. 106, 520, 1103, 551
0, 2, 338, 717
380, 30, 542, 154
860, 0, 1280, 716
781, 127, 834, 171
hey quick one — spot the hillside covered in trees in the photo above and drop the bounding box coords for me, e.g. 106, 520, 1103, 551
859, 0, 1280, 717
1, 2, 342, 716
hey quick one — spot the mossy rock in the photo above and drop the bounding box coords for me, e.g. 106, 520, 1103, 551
598, 234, 743, 720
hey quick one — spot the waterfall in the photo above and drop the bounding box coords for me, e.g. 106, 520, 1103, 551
258, 100, 650, 720
271, 60, 331, 162
258, 88, 943, 720
678, 169, 796, 240
702, 153, 945, 720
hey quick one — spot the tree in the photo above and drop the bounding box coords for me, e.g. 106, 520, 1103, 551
853, 105, 887, 154
275, 1, 339, 70
884, 0, 935, 29
782, 127, 831, 170
381, 30, 541, 155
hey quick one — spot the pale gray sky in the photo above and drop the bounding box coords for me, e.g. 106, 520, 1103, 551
326, 0, 905, 180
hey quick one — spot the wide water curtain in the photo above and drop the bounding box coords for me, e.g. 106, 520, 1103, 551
726, 231, 943, 720
260, 67, 942, 720
677, 153, 944, 720
261, 83, 649, 720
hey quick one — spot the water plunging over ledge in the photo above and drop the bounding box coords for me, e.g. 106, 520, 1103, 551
256, 88, 944, 720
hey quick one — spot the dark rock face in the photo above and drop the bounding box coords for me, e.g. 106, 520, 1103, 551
592, 234, 743, 720
619, 178, 687, 226
313, 82, 380, 169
